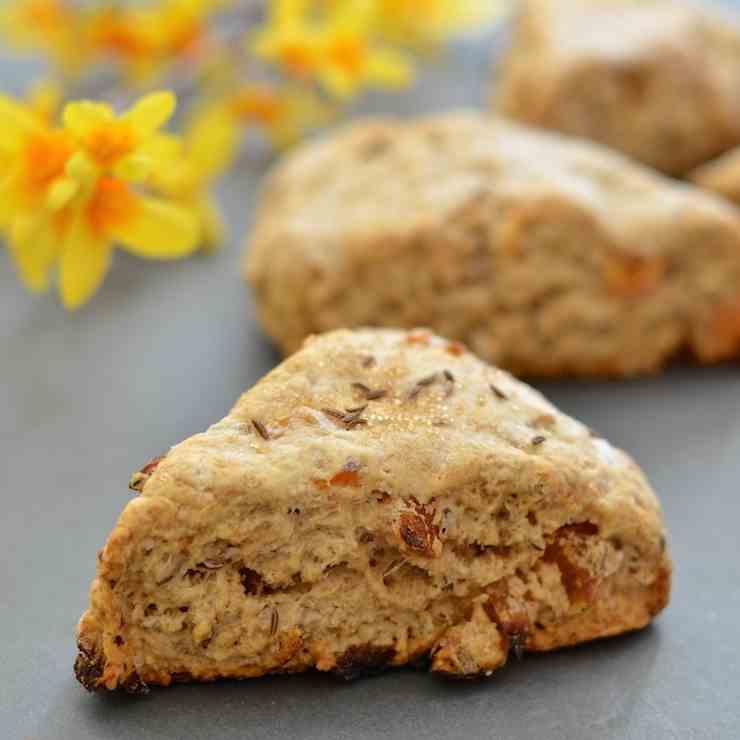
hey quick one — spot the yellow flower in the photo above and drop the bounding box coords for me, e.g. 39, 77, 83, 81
228, 83, 330, 148
374, 0, 508, 46
62, 91, 177, 180
0, 91, 200, 309
152, 0, 232, 57
0, 80, 63, 178
317, 3, 413, 98
26, 79, 64, 125
0, 0, 85, 74
57, 176, 198, 309
0, 94, 73, 291
252, 0, 413, 99
143, 102, 239, 250
251, 0, 321, 79
87, 6, 157, 77
88, 0, 230, 83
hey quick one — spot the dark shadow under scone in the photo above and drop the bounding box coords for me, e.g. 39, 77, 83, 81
76, 328, 671, 692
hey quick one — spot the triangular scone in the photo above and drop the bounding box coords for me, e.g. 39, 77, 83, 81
76, 329, 670, 692
494, 0, 740, 175
245, 113, 740, 377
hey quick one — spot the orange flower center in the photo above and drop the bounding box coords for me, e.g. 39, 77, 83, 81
231, 87, 282, 125
281, 42, 317, 77
327, 35, 366, 76
168, 20, 205, 56
86, 122, 135, 168
93, 14, 153, 60
22, 130, 74, 195
86, 178, 138, 236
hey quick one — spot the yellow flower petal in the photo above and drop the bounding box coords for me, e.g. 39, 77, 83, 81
113, 153, 152, 182
9, 214, 60, 293
138, 134, 187, 192
28, 79, 64, 124
0, 170, 23, 228
141, 132, 183, 163
59, 216, 112, 310
123, 91, 176, 138
317, 67, 358, 99
65, 151, 98, 186
274, 0, 311, 26
113, 196, 199, 258
365, 49, 414, 88
0, 94, 43, 153
62, 101, 114, 141
46, 177, 79, 211
184, 104, 239, 180
265, 87, 331, 148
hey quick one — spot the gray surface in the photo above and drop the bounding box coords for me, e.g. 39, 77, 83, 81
2, 21, 740, 740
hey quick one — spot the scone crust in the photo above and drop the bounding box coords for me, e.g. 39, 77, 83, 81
690, 147, 740, 206
494, 0, 740, 175
245, 112, 740, 377
77, 329, 671, 691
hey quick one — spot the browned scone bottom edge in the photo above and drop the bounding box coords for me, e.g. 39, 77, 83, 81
75, 522, 671, 693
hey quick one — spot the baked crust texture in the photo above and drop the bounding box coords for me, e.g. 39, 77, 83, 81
690, 147, 740, 207
245, 113, 740, 378
76, 328, 671, 692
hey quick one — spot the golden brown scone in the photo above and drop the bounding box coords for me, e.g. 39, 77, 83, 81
245, 113, 740, 378
76, 328, 671, 693
690, 147, 740, 206
494, 0, 740, 175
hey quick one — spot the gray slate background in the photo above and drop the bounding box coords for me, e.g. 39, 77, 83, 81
2, 10, 740, 740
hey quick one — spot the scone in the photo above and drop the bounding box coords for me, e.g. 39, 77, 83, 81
690, 148, 740, 206
245, 113, 740, 378
493, 0, 740, 175
76, 328, 671, 693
